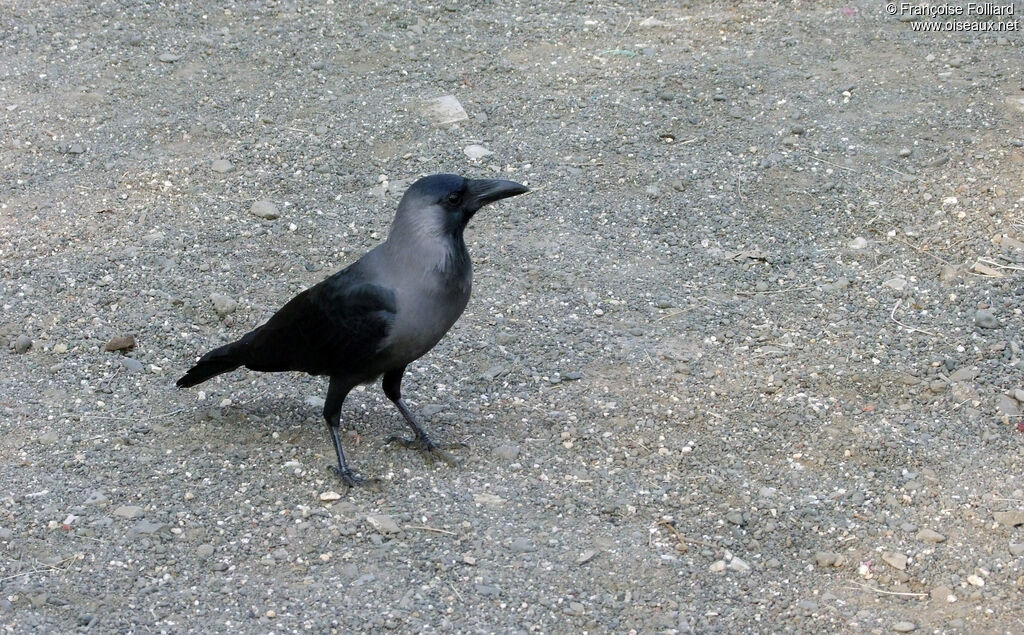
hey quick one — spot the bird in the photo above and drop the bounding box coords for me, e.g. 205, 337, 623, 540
176, 174, 529, 485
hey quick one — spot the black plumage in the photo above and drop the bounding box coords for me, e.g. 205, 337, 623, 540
177, 174, 528, 485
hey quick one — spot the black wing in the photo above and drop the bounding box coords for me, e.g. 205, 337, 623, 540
239, 265, 397, 378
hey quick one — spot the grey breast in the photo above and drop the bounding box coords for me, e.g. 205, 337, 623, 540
377, 245, 472, 367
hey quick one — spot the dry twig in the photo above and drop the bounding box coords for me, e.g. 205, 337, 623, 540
405, 525, 457, 536
658, 521, 718, 550
843, 582, 927, 598
889, 299, 942, 339
796, 150, 859, 173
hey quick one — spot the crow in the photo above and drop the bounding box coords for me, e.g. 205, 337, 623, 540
177, 174, 528, 485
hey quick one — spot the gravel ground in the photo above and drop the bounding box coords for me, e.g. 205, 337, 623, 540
3, 1, 1024, 633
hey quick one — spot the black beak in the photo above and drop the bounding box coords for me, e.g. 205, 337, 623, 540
468, 179, 529, 208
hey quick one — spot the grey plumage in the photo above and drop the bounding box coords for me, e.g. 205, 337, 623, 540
177, 174, 528, 485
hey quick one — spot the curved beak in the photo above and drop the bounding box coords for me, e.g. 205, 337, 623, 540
468, 178, 529, 208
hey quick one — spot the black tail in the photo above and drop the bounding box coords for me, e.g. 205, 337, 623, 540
177, 341, 245, 388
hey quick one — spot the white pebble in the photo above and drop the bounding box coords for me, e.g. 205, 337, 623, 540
464, 144, 493, 160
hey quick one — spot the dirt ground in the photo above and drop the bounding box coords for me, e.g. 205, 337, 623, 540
2, 1, 1024, 633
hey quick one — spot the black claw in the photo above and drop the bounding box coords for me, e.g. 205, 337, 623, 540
386, 435, 462, 467
330, 464, 377, 487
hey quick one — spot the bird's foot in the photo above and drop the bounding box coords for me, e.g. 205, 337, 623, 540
330, 464, 380, 488
386, 435, 465, 467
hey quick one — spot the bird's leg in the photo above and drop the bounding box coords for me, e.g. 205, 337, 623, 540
382, 368, 463, 467
323, 378, 374, 486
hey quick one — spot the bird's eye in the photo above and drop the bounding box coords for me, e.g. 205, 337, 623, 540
446, 192, 462, 205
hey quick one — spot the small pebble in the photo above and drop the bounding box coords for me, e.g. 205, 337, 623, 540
421, 95, 469, 126
939, 265, 959, 283
882, 277, 907, 292
494, 332, 517, 346
975, 309, 997, 329
993, 510, 1024, 526
84, 491, 109, 506
815, 551, 844, 568
882, 551, 908, 570
104, 335, 136, 352
14, 334, 32, 354
463, 144, 493, 160
473, 493, 505, 507
493, 444, 520, 460
250, 200, 280, 220
210, 293, 238, 318
365, 514, 401, 534
892, 621, 917, 632
129, 519, 168, 537
38, 432, 58, 445
122, 358, 145, 373
797, 599, 817, 612
509, 537, 536, 553
916, 529, 946, 543
725, 511, 744, 526
158, 53, 180, 63
480, 364, 507, 381
949, 367, 977, 382
997, 395, 1021, 418
931, 585, 954, 602
727, 556, 750, 573
211, 159, 233, 173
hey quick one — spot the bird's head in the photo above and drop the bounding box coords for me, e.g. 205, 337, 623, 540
393, 174, 529, 238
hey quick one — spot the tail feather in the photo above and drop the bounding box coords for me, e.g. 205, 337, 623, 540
176, 341, 245, 388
